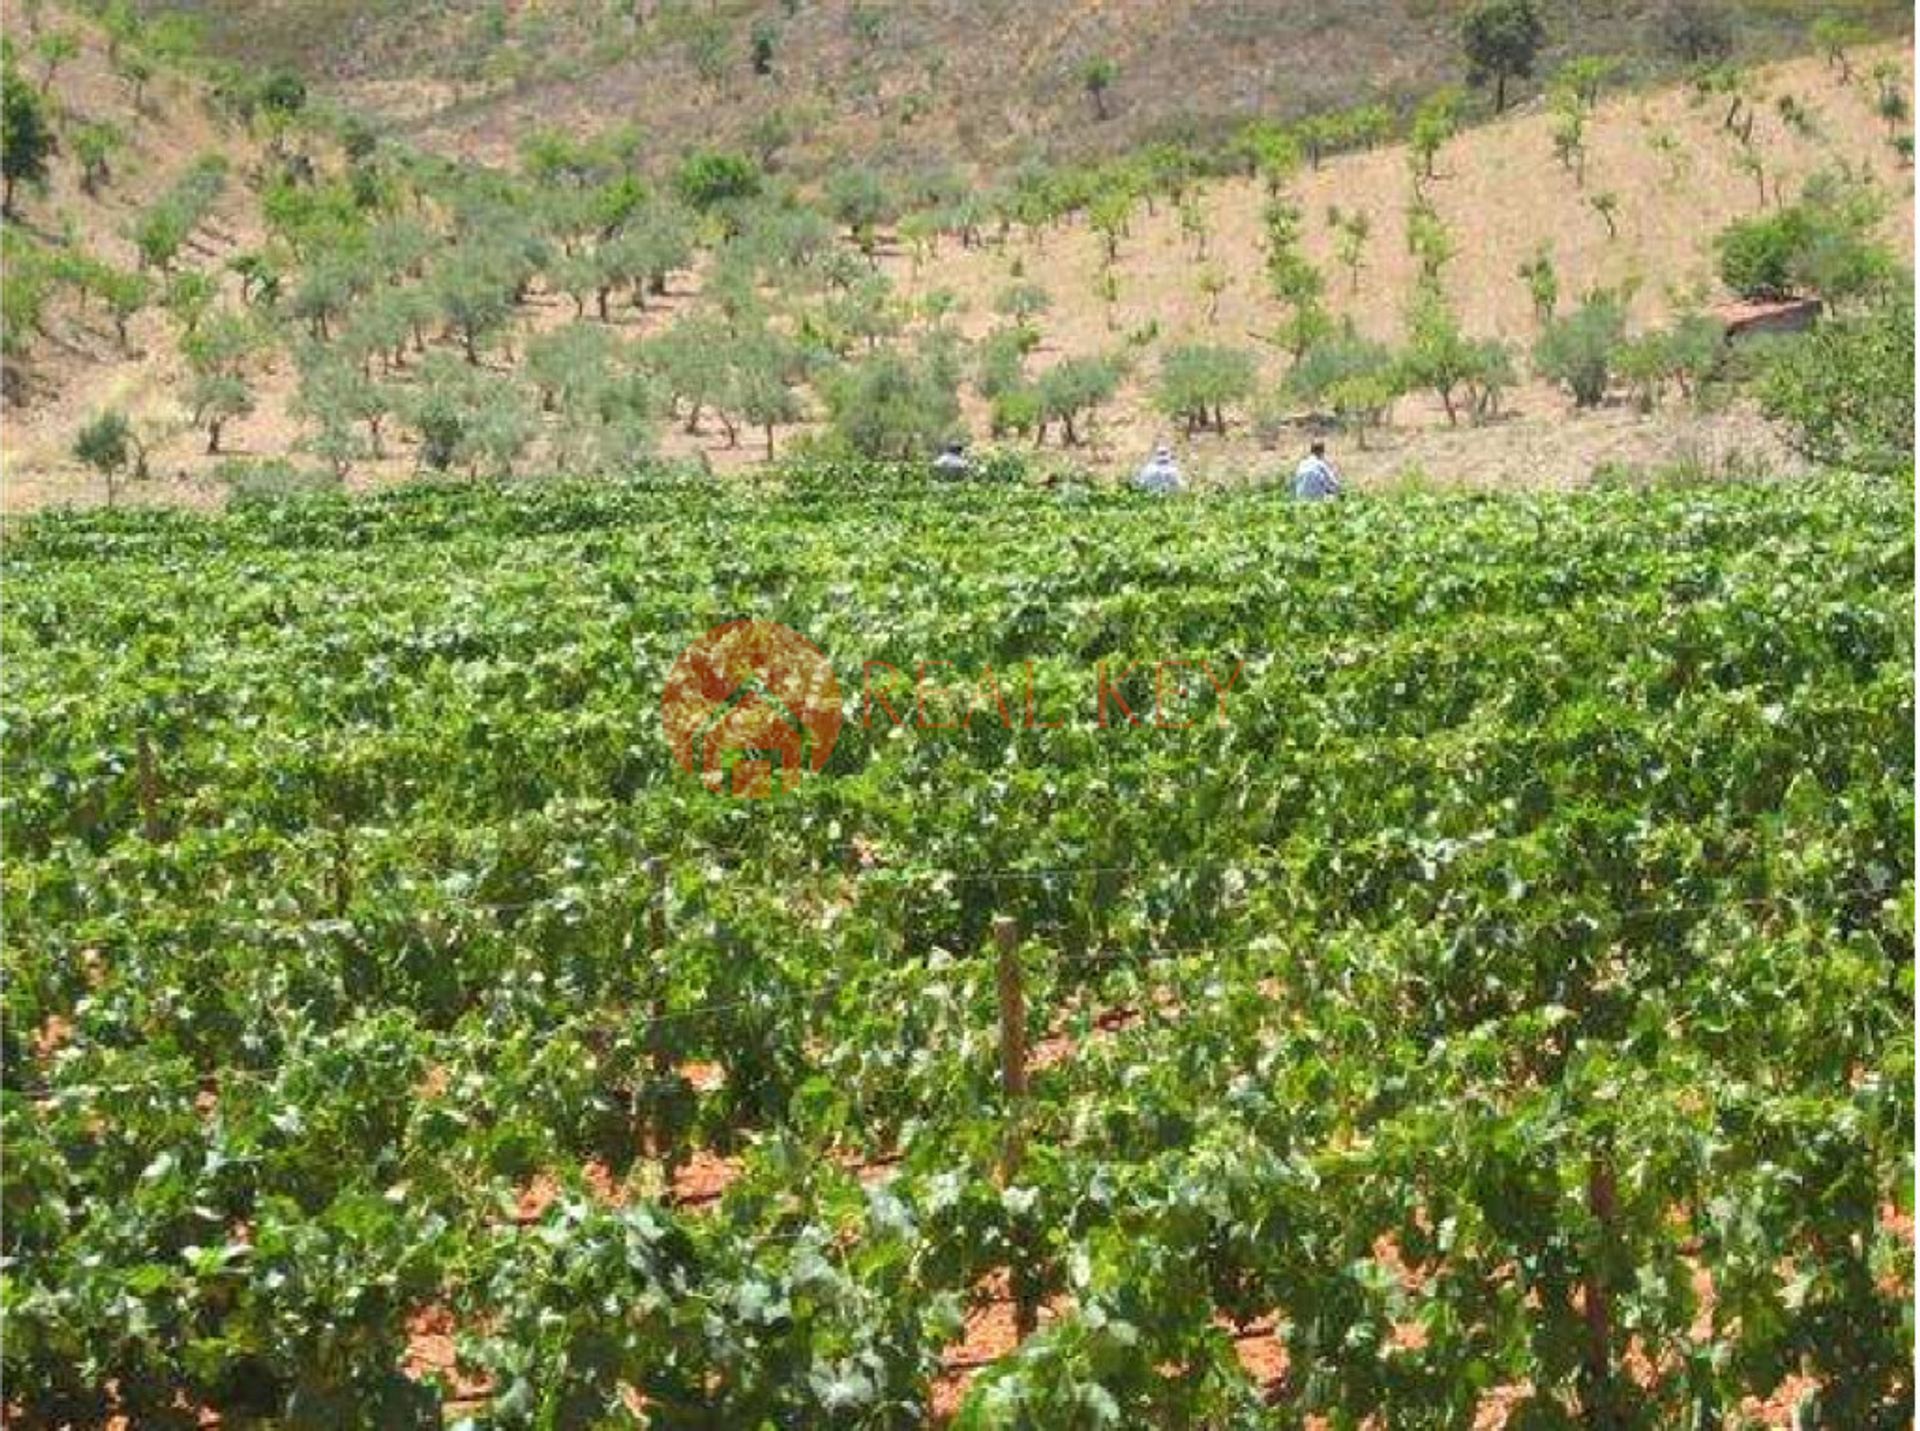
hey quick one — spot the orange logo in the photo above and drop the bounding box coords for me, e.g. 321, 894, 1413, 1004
662, 621, 844, 798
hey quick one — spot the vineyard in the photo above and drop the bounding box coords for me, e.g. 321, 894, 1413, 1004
2, 466, 1914, 1427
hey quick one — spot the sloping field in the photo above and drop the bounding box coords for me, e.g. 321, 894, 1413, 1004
5, 467, 1912, 1425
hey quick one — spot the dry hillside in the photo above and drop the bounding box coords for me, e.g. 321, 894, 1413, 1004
152, 0, 1910, 176
0, 8, 1912, 509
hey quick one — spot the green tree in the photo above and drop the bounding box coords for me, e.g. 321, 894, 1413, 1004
1550, 91, 1588, 185
728, 330, 807, 459
750, 20, 777, 77
1155, 343, 1256, 436
260, 70, 307, 117
1872, 61, 1908, 138
292, 350, 389, 475
1083, 57, 1117, 121
674, 151, 762, 212
994, 283, 1052, 323
524, 322, 617, 414
1533, 292, 1626, 407
112, 49, 153, 108
1284, 330, 1403, 445
74, 122, 123, 196
1461, 0, 1545, 113
1652, 0, 1734, 64
1811, 14, 1869, 82
95, 266, 150, 351
1198, 266, 1228, 325
1399, 288, 1478, 425
1759, 292, 1912, 472
186, 371, 254, 454
1408, 91, 1460, 184
290, 255, 362, 341
824, 347, 960, 459
73, 409, 140, 504
2, 67, 55, 216
826, 167, 896, 259
1590, 191, 1621, 240
1715, 179, 1896, 306
1033, 354, 1122, 447
1518, 248, 1560, 325
1557, 55, 1617, 109
33, 29, 78, 96
1406, 200, 1456, 283
1615, 318, 1723, 413
401, 352, 537, 476
432, 252, 514, 364
1327, 205, 1372, 292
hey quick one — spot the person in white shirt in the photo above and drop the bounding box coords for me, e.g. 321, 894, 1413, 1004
1133, 444, 1183, 495
1292, 440, 1341, 501
932, 440, 972, 480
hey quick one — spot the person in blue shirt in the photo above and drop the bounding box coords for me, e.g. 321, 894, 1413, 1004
1292, 440, 1341, 500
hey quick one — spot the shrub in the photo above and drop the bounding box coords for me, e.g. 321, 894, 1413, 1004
1715, 183, 1895, 307
673, 151, 762, 212
1399, 290, 1479, 425
1534, 294, 1626, 407
823, 348, 960, 460
826, 167, 896, 257
401, 355, 538, 476
1284, 331, 1403, 443
216, 458, 341, 505
1759, 293, 1913, 473
994, 283, 1052, 322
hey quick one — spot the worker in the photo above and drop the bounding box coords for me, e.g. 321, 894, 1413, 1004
932, 440, 972, 481
1133, 444, 1183, 495
1292, 440, 1341, 501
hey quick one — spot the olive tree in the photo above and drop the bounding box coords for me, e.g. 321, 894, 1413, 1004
1284, 330, 1404, 446
73, 409, 146, 505
401, 353, 537, 476
824, 346, 960, 459
181, 310, 264, 454
1155, 344, 1257, 436
1033, 354, 1123, 447
1533, 292, 1626, 407
431, 251, 515, 363
727, 330, 808, 459
1401, 289, 1517, 424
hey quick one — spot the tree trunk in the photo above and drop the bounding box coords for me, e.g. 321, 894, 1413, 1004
206, 420, 223, 455
1496, 71, 1507, 112
764, 423, 776, 460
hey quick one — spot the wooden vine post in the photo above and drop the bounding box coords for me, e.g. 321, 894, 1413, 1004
642, 858, 672, 1157
993, 914, 1039, 1339
135, 728, 164, 843
1582, 1149, 1619, 1429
